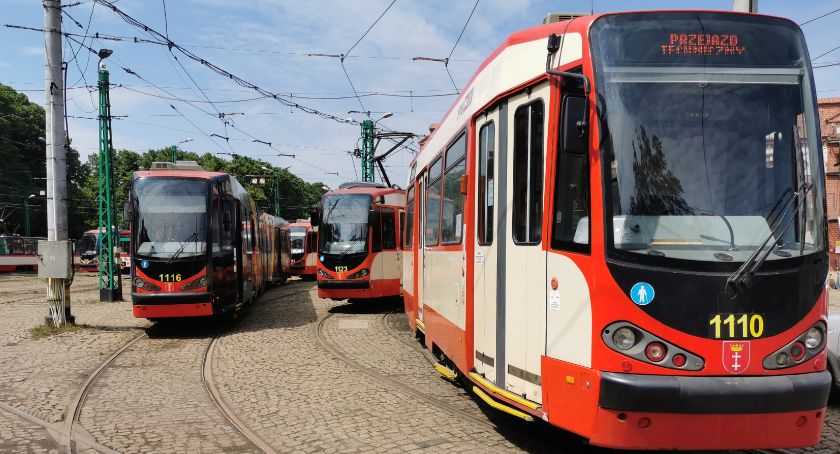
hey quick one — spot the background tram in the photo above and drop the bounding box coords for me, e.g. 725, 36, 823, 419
403, 11, 830, 451
285, 220, 317, 280
313, 182, 404, 301
75, 229, 131, 272
125, 160, 289, 320
0, 236, 43, 272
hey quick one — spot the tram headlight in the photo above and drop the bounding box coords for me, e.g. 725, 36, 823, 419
133, 277, 161, 291
775, 352, 789, 366
318, 269, 334, 279
347, 268, 369, 279
805, 327, 823, 350
180, 276, 208, 291
612, 327, 636, 351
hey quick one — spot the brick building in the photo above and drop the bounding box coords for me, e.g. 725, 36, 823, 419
820, 98, 840, 270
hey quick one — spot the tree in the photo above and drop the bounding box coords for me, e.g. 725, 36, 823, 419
0, 84, 90, 237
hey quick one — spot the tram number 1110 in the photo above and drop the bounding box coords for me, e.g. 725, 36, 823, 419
709, 313, 764, 339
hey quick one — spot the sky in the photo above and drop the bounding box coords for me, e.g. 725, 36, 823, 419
1, 0, 839, 189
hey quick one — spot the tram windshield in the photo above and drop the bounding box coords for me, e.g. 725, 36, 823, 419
133, 178, 208, 259
591, 12, 825, 266
319, 194, 371, 255
290, 226, 307, 256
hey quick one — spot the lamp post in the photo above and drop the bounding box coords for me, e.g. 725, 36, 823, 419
23, 194, 35, 236
171, 137, 193, 163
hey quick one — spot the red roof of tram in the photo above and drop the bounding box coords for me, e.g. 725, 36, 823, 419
134, 169, 225, 180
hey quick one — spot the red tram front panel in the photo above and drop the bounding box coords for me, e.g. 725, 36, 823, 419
316, 183, 404, 301
403, 11, 830, 451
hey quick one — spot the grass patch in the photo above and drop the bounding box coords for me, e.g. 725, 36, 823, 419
30, 323, 93, 339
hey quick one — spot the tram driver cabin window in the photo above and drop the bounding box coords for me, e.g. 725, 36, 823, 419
442, 133, 467, 245
404, 185, 415, 249
381, 207, 396, 250
513, 100, 545, 245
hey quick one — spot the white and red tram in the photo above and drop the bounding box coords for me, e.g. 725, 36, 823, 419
403, 10, 829, 450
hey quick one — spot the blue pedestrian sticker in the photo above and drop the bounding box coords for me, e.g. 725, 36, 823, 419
319, 255, 325, 262
630, 282, 654, 306
140, 260, 149, 269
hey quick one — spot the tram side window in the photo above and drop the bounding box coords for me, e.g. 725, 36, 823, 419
552, 96, 590, 252
404, 185, 415, 249
426, 157, 443, 246
381, 207, 396, 250
211, 185, 222, 255
478, 121, 495, 245
512, 100, 544, 245
221, 200, 235, 252
442, 133, 467, 244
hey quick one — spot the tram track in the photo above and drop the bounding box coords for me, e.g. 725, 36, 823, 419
316, 311, 495, 429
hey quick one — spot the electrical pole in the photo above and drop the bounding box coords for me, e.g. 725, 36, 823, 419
274, 171, 281, 217
40, 0, 74, 325
23, 198, 31, 237
733, 0, 758, 12
361, 120, 374, 182
97, 55, 122, 302
171, 144, 177, 163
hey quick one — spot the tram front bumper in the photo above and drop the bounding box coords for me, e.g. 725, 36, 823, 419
589, 371, 831, 450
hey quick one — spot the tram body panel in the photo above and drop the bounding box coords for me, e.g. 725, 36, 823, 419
404, 11, 829, 451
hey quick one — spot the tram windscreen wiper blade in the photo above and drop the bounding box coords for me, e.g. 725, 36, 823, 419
726, 183, 812, 293
167, 231, 198, 264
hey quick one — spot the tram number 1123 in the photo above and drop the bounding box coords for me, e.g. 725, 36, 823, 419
709, 313, 764, 339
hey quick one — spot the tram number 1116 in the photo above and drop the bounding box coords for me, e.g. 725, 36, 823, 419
709, 313, 764, 339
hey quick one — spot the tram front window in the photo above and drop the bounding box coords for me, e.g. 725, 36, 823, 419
290, 227, 306, 258
591, 12, 825, 267
319, 194, 371, 255
133, 178, 208, 259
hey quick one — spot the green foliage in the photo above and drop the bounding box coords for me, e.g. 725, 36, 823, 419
0, 83, 326, 238
0, 84, 86, 237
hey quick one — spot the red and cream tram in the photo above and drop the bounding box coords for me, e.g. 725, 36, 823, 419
125, 161, 282, 319
286, 220, 317, 279
403, 11, 829, 450
314, 182, 404, 300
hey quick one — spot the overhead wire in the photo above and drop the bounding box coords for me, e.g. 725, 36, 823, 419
799, 7, 840, 26
91, 0, 359, 125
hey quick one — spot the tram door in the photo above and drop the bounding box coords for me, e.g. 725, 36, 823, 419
416, 171, 427, 323
503, 84, 549, 403
473, 107, 500, 380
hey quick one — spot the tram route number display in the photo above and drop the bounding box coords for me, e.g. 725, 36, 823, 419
709, 313, 764, 339
158, 273, 182, 282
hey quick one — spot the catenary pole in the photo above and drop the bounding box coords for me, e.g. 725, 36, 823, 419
97, 60, 121, 302
42, 0, 74, 325
733, 0, 758, 12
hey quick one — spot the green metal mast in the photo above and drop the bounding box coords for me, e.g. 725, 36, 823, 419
97, 63, 121, 302
274, 171, 281, 217
361, 119, 374, 182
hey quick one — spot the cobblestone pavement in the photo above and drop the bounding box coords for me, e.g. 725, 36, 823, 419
0, 272, 145, 452
3, 272, 840, 453
77, 321, 258, 454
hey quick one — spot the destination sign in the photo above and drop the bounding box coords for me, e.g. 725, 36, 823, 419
661, 33, 746, 56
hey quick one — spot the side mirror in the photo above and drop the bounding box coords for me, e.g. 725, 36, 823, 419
561, 95, 588, 155
459, 175, 468, 195
368, 209, 379, 225
310, 210, 320, 225
123, 202, 134, 221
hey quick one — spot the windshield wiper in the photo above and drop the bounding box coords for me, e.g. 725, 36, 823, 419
726, 183, 812, 294
167, 231, 198, 264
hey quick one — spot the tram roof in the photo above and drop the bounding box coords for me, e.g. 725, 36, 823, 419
325, 185, 403, 198
134, 169, 227, 180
